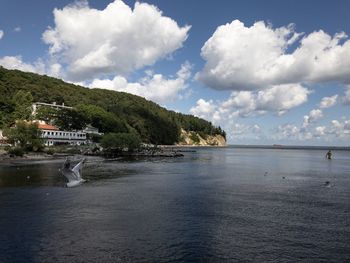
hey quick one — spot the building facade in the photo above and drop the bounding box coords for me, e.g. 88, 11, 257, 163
38, 123, 86, 146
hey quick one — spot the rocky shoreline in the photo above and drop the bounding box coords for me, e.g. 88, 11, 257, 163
0, 143, 229, 166
0, 147, 184, 166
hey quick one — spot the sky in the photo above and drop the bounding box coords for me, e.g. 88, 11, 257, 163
1, 0, 350, 146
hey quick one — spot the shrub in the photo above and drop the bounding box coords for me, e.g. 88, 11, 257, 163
189, 132, 200, 144
8, 147, 24, 157
45, 148, 55, 155
101, 132, 142, 152
4, 121, 44, 152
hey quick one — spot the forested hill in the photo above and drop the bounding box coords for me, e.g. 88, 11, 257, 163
0, 67, 226, 145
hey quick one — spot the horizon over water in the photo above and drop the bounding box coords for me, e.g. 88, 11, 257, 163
0, 147, 350, 262
229, 144, 350, 150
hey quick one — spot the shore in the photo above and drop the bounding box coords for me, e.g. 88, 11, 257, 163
0, 143, 230, 166
0, 146, 187, 166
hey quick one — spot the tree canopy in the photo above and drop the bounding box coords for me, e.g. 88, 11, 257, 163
101, 133, 142, 152
3, 121, 44, 152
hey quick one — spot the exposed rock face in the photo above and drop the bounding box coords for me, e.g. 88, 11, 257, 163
177, 129, 226, 146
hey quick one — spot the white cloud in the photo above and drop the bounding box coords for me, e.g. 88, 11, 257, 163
257, 84, 310, 114
14, 27, 21, 32
189, 98, 219, 122
319, 95, 338, 108
190, 84, 310, 127
275, 124, 302, 140
89, 62, 191, 104
0, 30, 4, 39
0, 56, 45, 74
0, 55, 63, 78
232, 123, 261, 135
274, 115, 350, 142
43, 0, 190, 81
221, 84, 310, 117
343, 85, 350, 104
329, 119, 350, 137
314, 126, 326, 137
302, 109, 323, 129
225, 123, 263, 142
190, 98, 216, 116
48, 63, 62, 77
197, 20, 350, 91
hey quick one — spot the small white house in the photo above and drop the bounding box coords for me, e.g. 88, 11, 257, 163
83, 125, 103, 135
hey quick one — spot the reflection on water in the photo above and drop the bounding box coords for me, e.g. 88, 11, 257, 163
0, 148, 350, 262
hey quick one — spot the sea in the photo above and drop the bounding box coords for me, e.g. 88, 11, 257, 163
0, 147, 350, 262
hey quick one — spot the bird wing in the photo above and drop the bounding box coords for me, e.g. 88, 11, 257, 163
62, 168, 78, 182
72, 158, 85, 180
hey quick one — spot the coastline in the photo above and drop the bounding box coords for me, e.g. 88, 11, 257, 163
0, 152, 69, 166
0, 143, 228, 166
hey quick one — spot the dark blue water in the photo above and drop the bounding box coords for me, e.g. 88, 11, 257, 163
0, 148, 350, 262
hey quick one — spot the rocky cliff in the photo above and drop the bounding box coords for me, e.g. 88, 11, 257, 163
177, 129, 226, 146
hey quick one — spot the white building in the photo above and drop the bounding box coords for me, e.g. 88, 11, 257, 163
83, 125, 103, 135
38, 123, 86, 146
32, 102, 73, 115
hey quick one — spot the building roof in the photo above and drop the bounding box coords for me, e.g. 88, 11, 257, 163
37, 123, 59, 130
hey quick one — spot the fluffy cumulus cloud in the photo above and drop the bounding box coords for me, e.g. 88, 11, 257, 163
302, 109, 323, 128
273, 115, 350, 142
0, 56, 62, 77
89, 62, 191, 104
314, 126, 326, 137
197, 20, 350, 91
275, 124, 304, 140
190, 84, 310, 122
220, 123, 262, 142
319, 95, 338, 108
328, 119, 350, 137
42, 0, 190, 81
189, 98, 223, 123
190, 98, 216, 118
0, 30, 4, 39
224, 84, 310, 116
231, 123, 261, 136
0, 56, 46, 74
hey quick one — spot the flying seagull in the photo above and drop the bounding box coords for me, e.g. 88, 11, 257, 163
62, 158, 86, 187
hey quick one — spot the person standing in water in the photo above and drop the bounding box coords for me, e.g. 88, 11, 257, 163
326, 150, 332, 160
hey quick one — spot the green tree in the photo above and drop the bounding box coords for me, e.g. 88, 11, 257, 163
12, 90, 33, 121
35, 106, 88, 131
54, 108, 88, 130
0, 97, 15, 127
35, 106, 59, 124
101, 132, 141, 152
4, 121, 44, 152
77, 105, 128, 133
189, 132, 200, 144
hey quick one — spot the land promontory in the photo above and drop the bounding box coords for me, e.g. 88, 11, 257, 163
0, 67, 226, 146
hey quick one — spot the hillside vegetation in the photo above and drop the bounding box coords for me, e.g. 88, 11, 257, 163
0, 67, 226, 145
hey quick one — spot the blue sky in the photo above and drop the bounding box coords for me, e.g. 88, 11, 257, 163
1, 0, 350, 145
